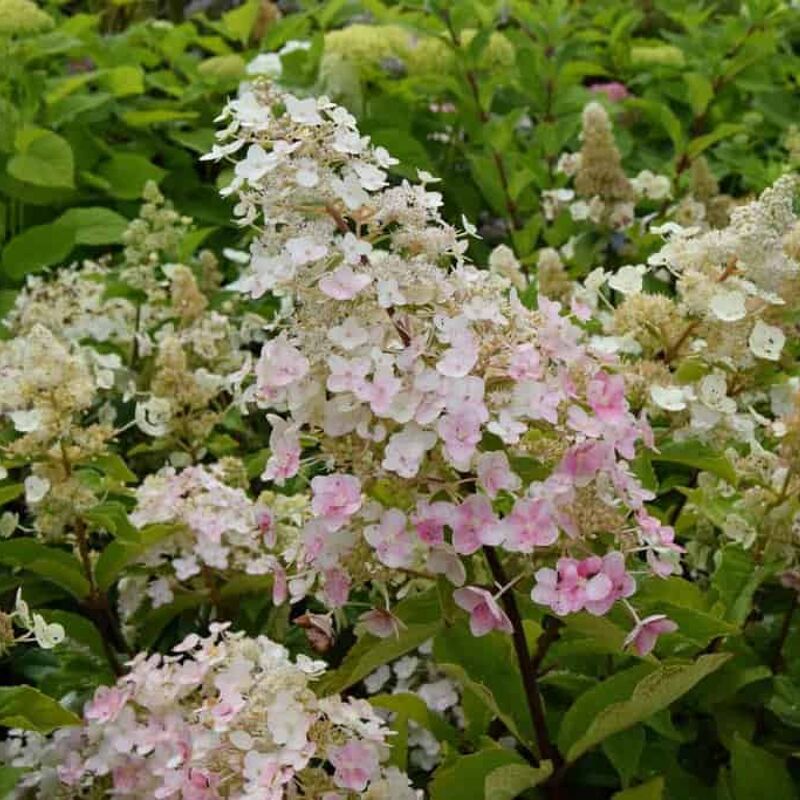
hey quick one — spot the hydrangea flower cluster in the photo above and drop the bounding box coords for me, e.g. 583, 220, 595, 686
209, 82, 679, 648
120, 464, 303, 613
6, 626, 419, 799
602, 176, 796, 436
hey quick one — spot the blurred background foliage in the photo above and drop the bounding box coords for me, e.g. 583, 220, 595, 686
1, 0, 798, 303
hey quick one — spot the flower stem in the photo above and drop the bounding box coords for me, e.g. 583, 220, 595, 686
483, 547, 562, 771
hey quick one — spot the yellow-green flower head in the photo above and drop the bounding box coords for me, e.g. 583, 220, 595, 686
0, 0, 53, 36
321, 23, 514, 77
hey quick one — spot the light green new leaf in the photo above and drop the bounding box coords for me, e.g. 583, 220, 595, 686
484, 762, 554, 800
8, 127, 74, 189
560, 654, 730, 763
0, 685, 80, 733
429, 747, 529, 800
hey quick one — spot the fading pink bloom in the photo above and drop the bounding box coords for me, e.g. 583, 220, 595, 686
589, 81, 630, 102
531, 552, 633, 617
453, 586, 513, 637
451, 494, 501, 555
85, 686, 129, 724
476, 451, 521, 498
358, 608, 405, 638
426, 546, 466, 586
255, 338, 309, 390
411, 499, 455, 545
357, 367, 402, 414
508, 344, 542, 381
329, 741, 379, 792
437, 404, 484, 468
327, 354, 371, 394
364, 509, 414, 568
319, 265, 372, 300
624, 615, 677, 655
583, 552, 635, 615
182, 768, 221, 800
497, 497, 559, 552
587, 372, 628, 424
311, 473, 362, 530
559, 441, 614, 485
256, 507, 275, 547
323, 568, 351, 608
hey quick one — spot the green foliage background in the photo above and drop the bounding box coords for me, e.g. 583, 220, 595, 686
0, 1, 799, 799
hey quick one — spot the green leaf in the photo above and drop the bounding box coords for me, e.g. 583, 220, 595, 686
687, 124, 745, 160
434, 620, 534, 746
603, 726, 645, 787
651, 440, 737, 485
121, 109, 200, 127
84, 501, 139, 542
137, 593, 204, 648
560, 654, 731, 763
684, 73, 713, 116
0, 766, 26, 797
0, 539, 90, 599
730, 735, 797, 800
1, 223, 75, 280
55, 207, 128, 246
0, 484, 23, 506
221, 0, 259, 43
78, 453, 137, 483
317, 589, 442, 694
7, 128, 74, 189
430, 748, 529, 800
0, 685, 80, 733
484, 762, 554, 800
711, 546, 773, 624
612, 777, 665, 799
370, 693, 460, 746
96, 154, 166, 200
100, 65, 144, 97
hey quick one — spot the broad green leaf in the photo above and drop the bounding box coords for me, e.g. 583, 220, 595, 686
0, 685, 80, 733
370, 693, 459, 746
603, 726, 645, 788
651, 440, 736, 485
221, 0, 260, 43
687, 124, 745, 160
78, 453, 137, 483
121, 110, 200, 127
100, 65, 144, 97
0, 539, 90, 599
38, 610, 107, 661
613, 777, 665, 799
317, 588, 442, 694
7, 128, 74, 189
430, 747, 528, 800
137, 593, 205, 648
730, 735, 797, 800
96, 154, 166, 200
711, 546, 774, 624
55, 207, 128, 246
560, 654, 731, 763
1, 223, 75, 280
0, 766, 26, 797
684, 73, 713, 116
484, 762, 554, 800
434, 620, 535, 745
84, 501, 139, 542
0, 484, 23, 506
